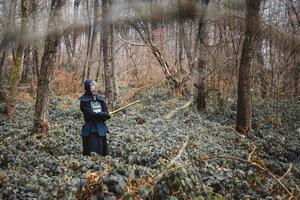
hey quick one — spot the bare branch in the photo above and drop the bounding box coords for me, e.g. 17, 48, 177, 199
115, 33, 148, 47
248, 146, 256, 161
279, 163, 293, 181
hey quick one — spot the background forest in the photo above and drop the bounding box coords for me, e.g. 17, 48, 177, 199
0, 0, 299, 199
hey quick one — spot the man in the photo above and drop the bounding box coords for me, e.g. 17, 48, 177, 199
79, 80, 111, 156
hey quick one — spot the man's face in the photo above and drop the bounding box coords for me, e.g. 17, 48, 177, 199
90, 81, 98, 96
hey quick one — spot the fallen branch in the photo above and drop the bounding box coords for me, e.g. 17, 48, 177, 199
248, 146, 256, 161
167, 136, 189, 168
202, 155, 293, 198
279, 163, 293, 181
152, 136, 191, 184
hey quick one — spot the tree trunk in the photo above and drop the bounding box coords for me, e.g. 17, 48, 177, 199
96, 32, 103, 83
0, 0, 17, 103
72, 0, 81, 56
195, 60, 207, 110
32, 0, 40, 77
20, 46, 31, 83
0, 51, 7, 102
181, 0, 209, 110
5, 0, 29, 119
33, 0, 66, 134
236, 0, 261, 135
109, 0, 118, 100
64, 33, 75, 70
82, 0, 92, 83
256, 37, 268, 99
87, 0, 100, 79
102, 0, 114, 101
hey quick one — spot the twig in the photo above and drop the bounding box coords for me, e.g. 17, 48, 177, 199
248, 146, 256, 161
167, 136, 189, 168
279, 163, 293, 181
151, 136, 191, 184
115, 33, 148, 47
203, 155, 293, 197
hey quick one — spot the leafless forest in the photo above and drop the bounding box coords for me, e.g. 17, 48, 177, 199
0, 0, 299, 199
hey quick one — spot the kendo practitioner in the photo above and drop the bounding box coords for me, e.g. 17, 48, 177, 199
79, 80, 111, 156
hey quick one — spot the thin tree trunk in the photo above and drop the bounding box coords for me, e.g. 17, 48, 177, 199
0, 0, 17, 102
194, 0, 210, 111
236, 0, 261, 134
21, 46, 31, 83
0, 51, 7, 102
102, 0, 114, 101
32, 0, 40, 77
33, 0, 66, 134
64, 33, 74, 69
256, 37, 268, 99
72, 0, 81, 56
109, 0, 118, 100
82, 0, 92, 83
86, 0, 100, 79
96, 32, 103, 83
181, 0, 209, 110
178, 19, 184, 71
5, 0, 29, 119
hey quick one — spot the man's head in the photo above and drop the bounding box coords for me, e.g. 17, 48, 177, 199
84, 80, 98, 96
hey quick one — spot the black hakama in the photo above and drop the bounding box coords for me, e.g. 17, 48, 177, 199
82, 133, 107, 156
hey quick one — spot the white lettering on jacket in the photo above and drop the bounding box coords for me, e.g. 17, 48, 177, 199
91, 101, 102, 113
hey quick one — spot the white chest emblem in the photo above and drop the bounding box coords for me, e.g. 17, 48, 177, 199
91, 101, 102, 113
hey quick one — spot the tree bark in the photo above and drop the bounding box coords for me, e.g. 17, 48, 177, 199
236, 0, 261, 135
256, 37, 268, 99
109, 0, 118, 101
0, 51, 7, 102
5, 0, 29, 119
33, 0, 66, 134
72, 0, 81, 56
20, 46, 31, 83
64, 32, 75, 69
87, 0, 100, 79
0, 0, 17, 102
32, 0, 40, 77
181, 0, 209, 111
82, 0, 92, 82
102, 0, 114, 101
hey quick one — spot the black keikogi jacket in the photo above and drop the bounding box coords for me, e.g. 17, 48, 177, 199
79, 93, 110, 137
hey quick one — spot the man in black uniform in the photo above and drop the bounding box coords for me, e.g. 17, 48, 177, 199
79, 80, 111, 156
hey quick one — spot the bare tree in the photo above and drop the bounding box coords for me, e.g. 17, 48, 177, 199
102, 0, 115, 101
4, 0, 29, 118
0, 0, 15, 97
33, 0, 66, 134
32, 0, 40, 77
236, 0, 261, 134
181, 0, 210, 110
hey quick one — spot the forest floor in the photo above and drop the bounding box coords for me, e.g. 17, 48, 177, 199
0, 87, 299, 199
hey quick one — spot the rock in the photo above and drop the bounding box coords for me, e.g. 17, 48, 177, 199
105, 175, 126, 196
0, 94, 298, 199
